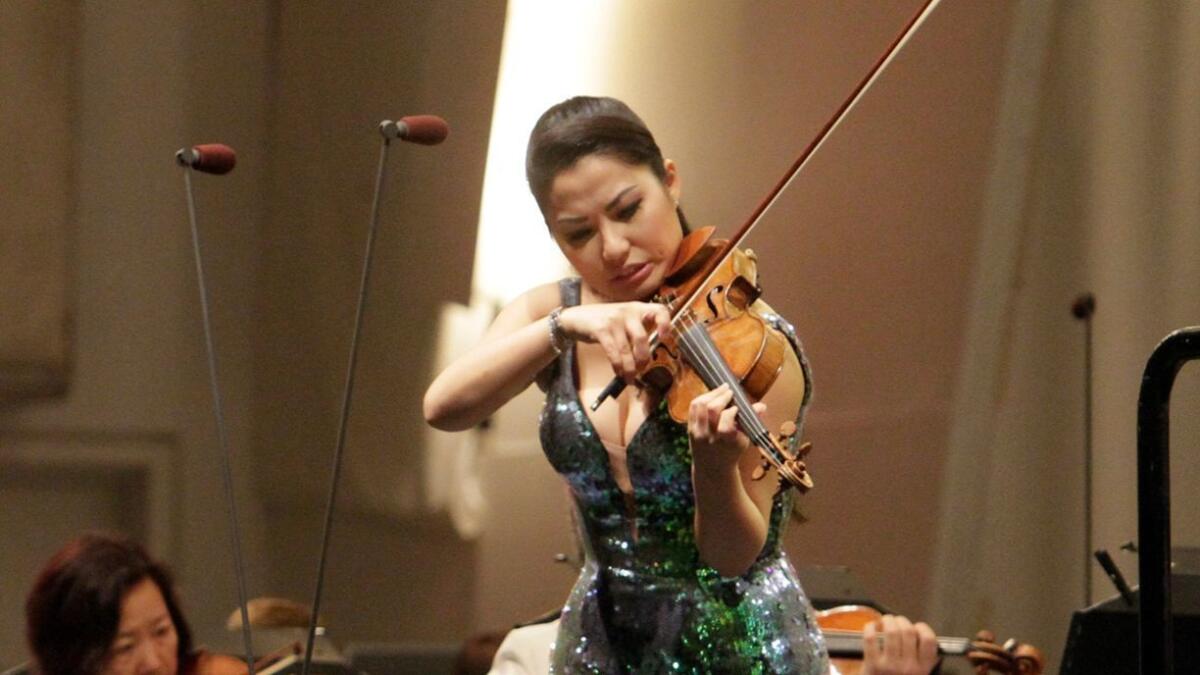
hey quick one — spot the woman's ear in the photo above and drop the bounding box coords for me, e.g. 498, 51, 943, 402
664, 158, 682, 203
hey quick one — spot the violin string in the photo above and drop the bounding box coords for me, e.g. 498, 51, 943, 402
674, 312, 778, 457
678, 313, 772, 443
672, 316, 804, 482
671, 305, 812, 483
676, 309, 768, 446
676, 313, 766, 442
675, 313, 726, 392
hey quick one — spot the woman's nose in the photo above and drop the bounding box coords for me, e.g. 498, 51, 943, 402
599, 222, 630, 265
135, 644, 164, 674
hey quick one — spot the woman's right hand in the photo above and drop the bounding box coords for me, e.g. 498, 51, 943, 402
424, 285, 672, 432
558, 302, 671, 382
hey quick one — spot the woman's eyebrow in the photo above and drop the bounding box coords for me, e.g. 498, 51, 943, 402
554, 186, 636, 228
606, 186, 635, 211
554, 214, 588, 228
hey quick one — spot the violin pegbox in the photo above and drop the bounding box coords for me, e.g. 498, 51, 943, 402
750, 420, 814, 493
965, 630, 1046, 675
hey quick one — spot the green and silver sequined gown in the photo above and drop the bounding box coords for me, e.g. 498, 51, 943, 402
540, 279, 829, 675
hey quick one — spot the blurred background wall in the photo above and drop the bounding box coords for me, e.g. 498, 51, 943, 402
2, 1, 1198, 672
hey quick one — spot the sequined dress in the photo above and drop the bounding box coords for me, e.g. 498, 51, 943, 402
539, 279, 829, 675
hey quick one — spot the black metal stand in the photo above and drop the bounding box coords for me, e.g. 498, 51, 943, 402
1137, 326, 1200, 675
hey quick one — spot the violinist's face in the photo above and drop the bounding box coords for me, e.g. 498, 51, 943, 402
102, 578, 179, 675
545, 154, 683, 302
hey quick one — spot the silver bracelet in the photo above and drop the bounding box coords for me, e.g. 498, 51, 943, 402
547, 307, 570, 355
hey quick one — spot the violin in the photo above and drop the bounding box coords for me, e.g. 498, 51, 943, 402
614, 224, 815, 491
816, 605, 1045, 675
185, 642, 306, 675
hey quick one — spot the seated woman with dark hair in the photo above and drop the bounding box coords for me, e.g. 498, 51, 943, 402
25, 532, 246, 675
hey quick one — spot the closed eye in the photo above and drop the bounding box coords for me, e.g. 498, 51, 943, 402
615, 199, 641, 222
564, 227, 594, 245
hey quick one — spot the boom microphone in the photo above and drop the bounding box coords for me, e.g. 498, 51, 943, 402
379, 115, 450, 145
172, 139, 255, 672
175, 143, 237, 175
301, 111, 448, 675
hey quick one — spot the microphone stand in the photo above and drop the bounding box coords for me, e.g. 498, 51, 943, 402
178, 156, 258, 674
300, 122, 400, 675
1071, 293, 1095, 607
1075, 291, 1094, 600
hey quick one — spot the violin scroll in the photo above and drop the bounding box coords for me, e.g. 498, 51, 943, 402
965, 630, 1045, 675
751, 427, 814, 491
1010, 641, 1046, 675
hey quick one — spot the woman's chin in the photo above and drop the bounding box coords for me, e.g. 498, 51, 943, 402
587, 266, 664, 303
605, 281, 659, 303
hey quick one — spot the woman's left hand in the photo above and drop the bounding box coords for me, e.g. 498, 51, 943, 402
687, 383, 772, 576
861, 614, 939, 675
687, 384, 762, 473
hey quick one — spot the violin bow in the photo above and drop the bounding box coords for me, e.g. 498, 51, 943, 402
592, 0, 943, 412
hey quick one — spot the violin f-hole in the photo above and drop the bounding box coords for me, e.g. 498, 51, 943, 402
705, 285, 725, 316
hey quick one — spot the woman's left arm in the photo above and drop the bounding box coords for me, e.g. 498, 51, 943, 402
690, 335, 807, 576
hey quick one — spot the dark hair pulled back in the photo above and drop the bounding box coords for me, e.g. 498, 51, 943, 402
25, 532, 194, 675
526, 96, 689, 231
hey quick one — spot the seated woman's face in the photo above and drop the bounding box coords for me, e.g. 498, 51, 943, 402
102, 577, 179, 675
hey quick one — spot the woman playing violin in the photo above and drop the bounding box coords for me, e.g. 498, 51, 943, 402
425, 95, 825, 673
25, 533, 246, 675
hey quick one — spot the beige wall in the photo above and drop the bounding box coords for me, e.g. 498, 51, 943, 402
933, 2, 1200, 669
0, 2, 74, 400
0, 0, 272, 661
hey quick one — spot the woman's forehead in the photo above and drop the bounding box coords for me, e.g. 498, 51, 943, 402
118, 577, 170, 629
549, 156, 652, 206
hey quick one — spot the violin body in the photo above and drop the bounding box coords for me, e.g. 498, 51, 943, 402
632, 226, 814, 490
185, 651, 251, 675
643, 228, 790, 424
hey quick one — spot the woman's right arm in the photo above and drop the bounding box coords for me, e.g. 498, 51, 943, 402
423, 283, 671, 432
423, 283, 562, 431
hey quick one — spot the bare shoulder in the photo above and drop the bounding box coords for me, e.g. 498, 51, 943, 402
510, 281, 564, 319
482, 281, 564, 339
